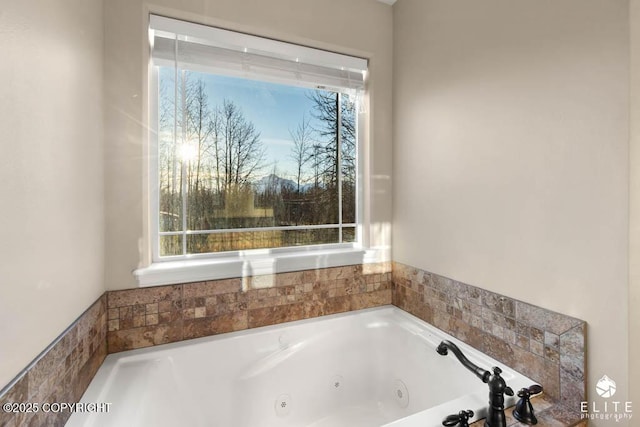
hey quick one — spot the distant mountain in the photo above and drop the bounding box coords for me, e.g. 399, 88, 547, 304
254, 174, 296, 193
253, 174, 320, 194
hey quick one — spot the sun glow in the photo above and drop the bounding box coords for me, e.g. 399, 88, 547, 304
178, 143, 198, 162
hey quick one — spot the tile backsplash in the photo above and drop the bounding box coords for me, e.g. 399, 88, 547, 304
0, 296, 107, 427
107, 263, 392, 352
0, 261, 586, 427
392, 262, 586, 413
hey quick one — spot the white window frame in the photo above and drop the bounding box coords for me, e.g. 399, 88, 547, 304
135, 15, 379, 287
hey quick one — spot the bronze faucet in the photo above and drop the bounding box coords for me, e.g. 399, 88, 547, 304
436, 340, 514, 427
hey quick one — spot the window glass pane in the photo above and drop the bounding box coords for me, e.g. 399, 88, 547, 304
153, 32, 362, 257
159, 235, 183, 257
186, 229, 341, 254
342, 227, 356, 243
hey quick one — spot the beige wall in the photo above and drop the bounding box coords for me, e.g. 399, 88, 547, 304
104, 0, 394, 290
393, 0, 630, 423
0, 0, 104, 388
630, 0, 640, 409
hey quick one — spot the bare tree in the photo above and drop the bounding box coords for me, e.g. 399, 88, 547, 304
157, 73, 267, 246
307, 90, 356, 186
307, 90, 357, 225
289, 114, 314, 194
218, 100, 266, 191
184, 77, 216, 229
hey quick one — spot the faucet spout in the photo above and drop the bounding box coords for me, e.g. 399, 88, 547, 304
436, 340, 490, 383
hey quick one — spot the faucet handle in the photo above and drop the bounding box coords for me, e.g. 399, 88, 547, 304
442, 410, 474, 427
513, 384, 543, 425
517, 384, 543, 398
528, 384, 543, 395
489, 366, 513, 395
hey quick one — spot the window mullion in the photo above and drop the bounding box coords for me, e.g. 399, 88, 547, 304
180, 69, 188, 256
337, 92, 343, 243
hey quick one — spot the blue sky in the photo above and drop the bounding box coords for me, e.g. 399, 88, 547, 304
205, 74, 322, 179
160, 69, 327, 180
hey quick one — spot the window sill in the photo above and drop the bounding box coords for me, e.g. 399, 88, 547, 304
133, 247, 386, 287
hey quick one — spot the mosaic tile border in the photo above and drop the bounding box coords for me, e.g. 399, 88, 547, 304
0, 296, 107, 427
392, 262, 586, 414
107, 263, 393, 353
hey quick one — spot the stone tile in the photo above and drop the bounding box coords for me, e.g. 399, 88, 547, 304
492, 323, 505, 340
133, 304, 146, 317
28, 350, 65, 401
273, 271, 305, 287
449, 280, 470, 300
481, 290, 515, 317
433, 309, 452, 333
545, 346, 560, 363
431, 298, 447, 313
515, 301, 582, 335
559, 325, 585, 357
132, 315, 145, 328
107, 319, 119, 331
516, 322, 530, 337
448, 317, 472, 342
0, 373, 29, 427
482, 319, 493, 334
469, 315, 483, 329
183, 311, 248, 339
0, 296, 106, 427
108, 285, 181, 308
482, 308, 516, 331
146, 314, 159, 326
482, 333, 515, 367
349, 289, 391, 310
560, 369, 585, 413
248, 302, 306, 328
559, 353, 584, 385
182, 279, 242, 298
107, 324, 183, 353
466, 286, 483, 305
544, 331, 560, 349
73, 341, 107, 402
320, 296, 352, 316
530, 339, 545, 357
158, 299, 179, 313
530, 327, 544, 342
519, 358, 559, 401
431, 274, 453, 294
503, 328, 516, 345
537, 403, 582, 426
515, 334, 529, 350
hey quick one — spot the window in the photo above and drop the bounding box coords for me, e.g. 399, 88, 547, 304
149, 15, 367, 260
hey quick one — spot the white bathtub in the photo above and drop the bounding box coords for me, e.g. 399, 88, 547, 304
67, 306, 535, 427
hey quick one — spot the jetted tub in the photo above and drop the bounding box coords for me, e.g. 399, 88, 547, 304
67, 306, 535, 427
